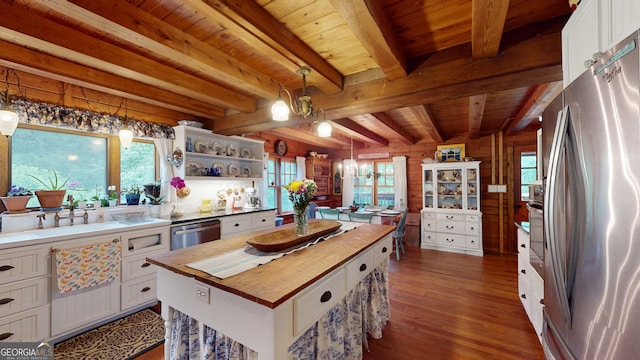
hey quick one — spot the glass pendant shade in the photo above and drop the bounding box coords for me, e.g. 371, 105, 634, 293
0, 106, 19, 136
119, 128, 134, 149
317, 121, 332, 137
271, 99, 290, 121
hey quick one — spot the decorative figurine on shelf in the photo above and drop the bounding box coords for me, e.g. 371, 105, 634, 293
186, 137, 194, 152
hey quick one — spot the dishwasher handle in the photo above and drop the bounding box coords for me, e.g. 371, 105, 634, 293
173, 224, 220, 236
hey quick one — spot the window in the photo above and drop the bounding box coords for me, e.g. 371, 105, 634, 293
520, 152, 537, 201
266, 157, 297, 214
120, 140, 156, 201
10, 126, 156, 206
11, 127, 108, 207
354, 161, 394, 208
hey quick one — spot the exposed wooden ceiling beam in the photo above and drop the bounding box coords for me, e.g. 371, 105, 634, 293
369, 112, 416, 145
0, 42, 225, 120
410, 105, 444, 143
468, 94, 487, 139
201, 0, 343, 94
0, 1, 254, 113
504, 81, 562, 134
215, 32, 562, 135
269, 124, 355, 149
65, 0, 277, 100
329, 0, 407, 80
471, 0, 510, 59
330, 118, 389, 146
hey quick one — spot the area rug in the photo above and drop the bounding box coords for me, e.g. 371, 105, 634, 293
54, 308, 165, 360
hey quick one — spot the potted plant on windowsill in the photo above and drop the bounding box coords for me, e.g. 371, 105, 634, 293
28, 169, 69, 209
0, 185, 34, 213
123, 185, 143, 205
144, 183, 166, 217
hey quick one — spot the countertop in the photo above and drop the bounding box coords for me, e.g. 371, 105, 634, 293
147, 220, 394, 308
165, 207, 275, 224
0, 217, 171, 250
515, 221, 530, 234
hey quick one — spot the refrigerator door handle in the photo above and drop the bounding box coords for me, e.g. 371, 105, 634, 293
544, 105, 572, 324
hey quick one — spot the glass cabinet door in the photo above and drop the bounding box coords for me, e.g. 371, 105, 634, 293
423, 168, 433, 208
467, 168, 478, 210
436, 168, 462, 209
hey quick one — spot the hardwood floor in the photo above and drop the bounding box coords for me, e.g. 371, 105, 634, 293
135, 247, 543, 360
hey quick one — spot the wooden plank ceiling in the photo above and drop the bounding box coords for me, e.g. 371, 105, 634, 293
0, 0, 571, 149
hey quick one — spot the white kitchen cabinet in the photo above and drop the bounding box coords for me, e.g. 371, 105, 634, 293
420, 161, 483, 256
174, 125, 264, 181
0, 245, 50, 342
517, 226, 543, 344
220, 211, 275, 238
562, 0, 640, 87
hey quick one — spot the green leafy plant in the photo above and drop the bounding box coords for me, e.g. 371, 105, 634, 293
28, 169, 69, 190
122, 184, 143, 195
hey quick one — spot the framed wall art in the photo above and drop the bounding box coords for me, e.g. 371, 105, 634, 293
436, 144, 465, 162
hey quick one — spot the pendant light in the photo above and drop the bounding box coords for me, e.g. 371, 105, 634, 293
119, 99, 134, 149
0, 70, 19, 137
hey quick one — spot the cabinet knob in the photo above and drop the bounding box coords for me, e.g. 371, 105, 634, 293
141, 287, 151, 293
381, 246, 388, 253
446, 225, 454, 230
446, 238, 454, 243
141, 262, 151, 268
0, 265, 14, 272
540, 298, 544, 305
359, 264, 367, 272
470, 226, 475, 230
320, 291, 332, 303
521, 293, 527, 299
0, 298, 14, 305
520, 243, 526, 248
446, 215, 454, 220
520, 269, 526, 274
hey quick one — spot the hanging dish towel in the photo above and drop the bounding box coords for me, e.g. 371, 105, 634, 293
54, 239, 121, 293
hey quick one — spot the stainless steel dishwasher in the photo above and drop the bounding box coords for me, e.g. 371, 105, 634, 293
170, 218, 221, 250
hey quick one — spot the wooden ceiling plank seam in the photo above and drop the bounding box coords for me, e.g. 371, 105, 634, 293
468, 94, 486, 139
200, 0, 343, 94
1, 2, 254, 112
369, 112, 416, 145
66, 0, 278, 99
0, 46, 224, 120
410, 105, 444, 143
471, 0, 510, 59
328, 0, 407, 80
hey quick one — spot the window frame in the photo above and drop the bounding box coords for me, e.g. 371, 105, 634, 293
267, 156, 297, 214
353, 160, 394, 207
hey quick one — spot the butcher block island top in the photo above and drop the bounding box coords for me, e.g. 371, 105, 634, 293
146, 219, 395, 308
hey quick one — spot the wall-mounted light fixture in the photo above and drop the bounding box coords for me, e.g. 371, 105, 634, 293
271, 67, 316, 121
119, 99, 134, 149
0, 69, 20, 137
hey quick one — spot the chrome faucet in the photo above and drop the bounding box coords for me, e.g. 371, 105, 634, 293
53, 195, 89, 227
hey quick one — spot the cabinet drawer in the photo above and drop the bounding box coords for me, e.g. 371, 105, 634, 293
122, 252, 160, 282
221, 214, 252, 237
422, 220, 435, 231
436, 221, 466, 235
465, 222, 480, 235
121, 273, 157, 311
252, 212, 275, 231
422, 211, 435, 219
121, 227, 170, 257
0, 247, 49, 285
0, 277, 48, 318
374, 234, 393, 264
466, 236, 480, 249
466, 215, 479, 222
346, 248, 374, 289
436, 213, 464, 222
293, 268, 345, 336
0, 305, 49, 343
436, 233, 466, 248
422, 231, 436, 244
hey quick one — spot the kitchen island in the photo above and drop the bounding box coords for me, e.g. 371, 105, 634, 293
146, 220, 395, 360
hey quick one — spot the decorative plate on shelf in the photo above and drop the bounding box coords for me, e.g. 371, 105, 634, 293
194, 140, 209, 153
185, 160, 203, 176
241, 166, 251, 177
228, 164, 240, 176
227, 144, 238, 157
211, 142, 223, 155
213, 163, 226, 175
240, 148, 251, 158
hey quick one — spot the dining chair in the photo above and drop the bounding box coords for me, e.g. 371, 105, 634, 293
348, 212, 373, 223
318, 208, 340, 220
392, 208, 408, 260
308, 202, 318, 219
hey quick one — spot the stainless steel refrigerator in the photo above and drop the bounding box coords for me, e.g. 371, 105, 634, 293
542, 29, 640, 359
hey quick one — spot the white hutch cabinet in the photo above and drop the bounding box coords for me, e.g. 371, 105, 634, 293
420, 161, 483, 256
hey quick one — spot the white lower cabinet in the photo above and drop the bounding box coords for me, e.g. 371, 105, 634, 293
421, 210, 483, 256
517, 227, 544, 343
221, 211, 275, 238
0, 305, 49, 342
